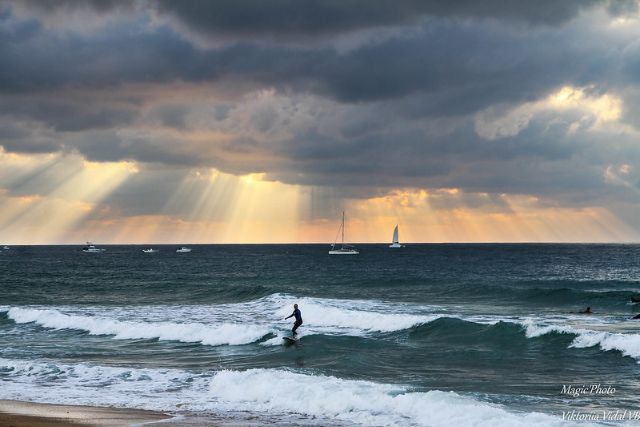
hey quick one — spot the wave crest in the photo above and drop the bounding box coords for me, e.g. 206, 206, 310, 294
7, 307, 272, 346
209, 369, 568, 427
521, 319, 640, 361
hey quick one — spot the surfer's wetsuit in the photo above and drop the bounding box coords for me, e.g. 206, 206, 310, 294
286, 309, 303, 334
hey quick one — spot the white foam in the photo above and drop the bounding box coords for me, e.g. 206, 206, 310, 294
9, 300, 640, 362
570, 331, 640, 360
0, 357, 210, 411
208, 369, 574, 427
270, 294, 440, 333
5, 293, 445, 347
0, 358, 576, 426
7, 307, 272, 346
521, 320, 577, 339
520, 319, 640, 362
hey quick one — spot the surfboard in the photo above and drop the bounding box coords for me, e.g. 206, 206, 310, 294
282, 336, 299, 344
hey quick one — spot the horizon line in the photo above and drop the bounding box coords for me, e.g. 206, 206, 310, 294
3, 241, 640, 246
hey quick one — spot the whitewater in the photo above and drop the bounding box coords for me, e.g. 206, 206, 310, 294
2, 244, 640, 425
5, 294, 640, 361
0, 357, 582, 426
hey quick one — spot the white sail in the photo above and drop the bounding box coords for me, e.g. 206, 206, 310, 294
389, 224, 403, 248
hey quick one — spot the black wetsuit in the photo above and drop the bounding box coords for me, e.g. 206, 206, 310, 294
287, 309, 303, 334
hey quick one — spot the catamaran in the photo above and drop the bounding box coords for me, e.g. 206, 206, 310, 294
389, 225, 404, 248
329, 211, 359, 255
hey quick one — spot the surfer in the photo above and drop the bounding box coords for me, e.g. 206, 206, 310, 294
580, 307, 592, 314
285, 304, 303, 335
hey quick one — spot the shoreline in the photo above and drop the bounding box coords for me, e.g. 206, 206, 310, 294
0, 400, 171, 427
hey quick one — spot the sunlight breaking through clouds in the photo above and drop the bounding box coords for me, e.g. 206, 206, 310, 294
2, 1, 640, 243
0, 153, 137, 243
474, 86, 624, 140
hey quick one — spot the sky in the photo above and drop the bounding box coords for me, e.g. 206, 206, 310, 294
1, 0, 640, 244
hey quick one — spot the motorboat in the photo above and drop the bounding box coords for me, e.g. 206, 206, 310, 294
142, 248, 159, 253
176, 247, 192, 253
82, 242, 106, 253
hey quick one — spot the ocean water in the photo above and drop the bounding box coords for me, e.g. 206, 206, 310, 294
1, 244, 640, 426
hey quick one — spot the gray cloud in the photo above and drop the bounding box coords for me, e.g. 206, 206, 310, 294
17, 0, 129, 13
2, 0, 640, 221
0, 96, 139, 132
0, 7, 620, 110
16, 0, 621, 36
0, 121, 62, 153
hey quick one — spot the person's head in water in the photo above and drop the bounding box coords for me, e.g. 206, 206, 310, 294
584, 307, 592, 313
294, 304, 298, 309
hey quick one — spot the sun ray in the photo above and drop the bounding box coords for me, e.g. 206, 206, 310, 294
0, 156, 137, 243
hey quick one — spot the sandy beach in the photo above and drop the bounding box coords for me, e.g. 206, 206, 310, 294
0, 400, 170, 427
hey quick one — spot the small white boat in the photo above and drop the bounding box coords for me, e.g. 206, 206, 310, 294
329, 245, 359, 255
142, 248, 159, 253
329, 212, 359, 255
82, 242, 106, 253
176, 247, 192, 253
389, 225, 405, 248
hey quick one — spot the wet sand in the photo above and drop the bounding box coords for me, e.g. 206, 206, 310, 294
0, 400, 170, 426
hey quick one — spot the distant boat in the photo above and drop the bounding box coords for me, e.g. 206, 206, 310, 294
389, 225, 405, 248
82, 242, 105, 253
142, 248, 159, 253
176, 247, 192, 253
329, 211, 359, 255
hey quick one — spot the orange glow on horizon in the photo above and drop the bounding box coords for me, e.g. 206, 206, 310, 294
2, 182, 635, 244
1, 150, 638, 244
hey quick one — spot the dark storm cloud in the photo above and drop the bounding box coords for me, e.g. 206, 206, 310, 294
0, 8, 614, 111
16, 0, 619, 35
69, 130, 206, 166
1, 0, 633, 107
246, 107, 640, 207
148, 105, 189, 130
0, 96, 138, 132
2, 0, 640, 214
153, 0, 612, 35
0, 121, 62, 153
18, 0, 128, 13
0, 14, 213, 93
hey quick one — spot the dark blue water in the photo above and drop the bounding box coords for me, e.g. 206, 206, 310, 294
1, 244, 640, 425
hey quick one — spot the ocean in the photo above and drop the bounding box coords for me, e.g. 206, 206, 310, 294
1, 244, 640, 426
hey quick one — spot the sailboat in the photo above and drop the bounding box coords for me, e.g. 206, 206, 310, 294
389, 225, 404, 248
329, 211, 359, 255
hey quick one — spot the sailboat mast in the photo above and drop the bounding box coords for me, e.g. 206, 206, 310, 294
342, 211, 345, 245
